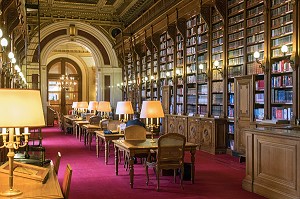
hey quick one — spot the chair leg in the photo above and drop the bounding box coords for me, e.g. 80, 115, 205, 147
145, 164, 149, 185
180, 166, 184, 190
174, 169, 176, 183
156, 167, 160, 191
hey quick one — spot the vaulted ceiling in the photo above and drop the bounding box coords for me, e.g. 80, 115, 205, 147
38, 0, 155, 26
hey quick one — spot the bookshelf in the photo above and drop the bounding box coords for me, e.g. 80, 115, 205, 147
245, 0, 265, 121
227, 0, 245, 151
197, 14, 209, 116
176, 32, 184, 114
210, 7, 224, 117
186, 16, 197, 115
270, 0, 293, 121
115, 0, 300, 156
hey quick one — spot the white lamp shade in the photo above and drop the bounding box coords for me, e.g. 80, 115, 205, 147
115, 101, 134, 114
88, 101, 98, 111
0, 89, 45, 128
72, 102, 78, 108
77, 101, 88, 109
140, 101, 164, 118
97, 101, 111, 112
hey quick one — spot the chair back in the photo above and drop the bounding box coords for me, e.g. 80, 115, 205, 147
54, 152, 61, 175
89, 115, 101, 125
157, 133, 186, 166
124, 125, 146, 140
100, 119, 109, 129
107, 120, 122, 131
62, 164, 73, 199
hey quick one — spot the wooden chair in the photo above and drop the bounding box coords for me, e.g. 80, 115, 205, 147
62, 164, 73, 199
124, 125, 147, 169
54, 152, 61, 175
145, 133, 186, 191
124, 125, 146, 140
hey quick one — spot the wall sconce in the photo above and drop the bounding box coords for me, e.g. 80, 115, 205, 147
176, 69, 182, 76
199, 63, 208, 77
253, 51, 266, 73
166, 71, 171, 77
213, 60, 223, 77
117, 82, 125, 91
150, 75, 155, 80
281, 44, 295, 68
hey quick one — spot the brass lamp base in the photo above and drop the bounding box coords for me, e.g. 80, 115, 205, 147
150, 139, 156, 143
0, 189, 22, 197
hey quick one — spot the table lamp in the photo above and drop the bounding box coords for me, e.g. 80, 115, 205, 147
97, 101, 111, 119
88, 101, 98, 114
115, 101, 134, 122
72, 101, 78, 115
76, 101, 88, 116
140, 101, 164, 143
0, 89, 45, 196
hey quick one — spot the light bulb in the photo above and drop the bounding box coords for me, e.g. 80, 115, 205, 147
11, 57, 16, 64
8, 52, 14, 59
199, 64, 204, 70
151, 75, 154, 80
166, 71, 170, 77
144, 77, 148, 81
253, 51, 260, 59
0, 38, 7, 47
176, 69, 181, 75
281, 45, 288, 53
214, 60, 219, 68
117, 83, 120, 87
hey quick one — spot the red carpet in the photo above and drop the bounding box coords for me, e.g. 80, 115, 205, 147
42, 126, 265, 199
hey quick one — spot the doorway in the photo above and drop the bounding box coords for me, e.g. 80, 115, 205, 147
47, 58, 82, 115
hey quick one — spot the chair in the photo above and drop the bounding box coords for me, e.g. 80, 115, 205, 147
124, 125, 146, 140
54, 152, 61, 175
124, 125, 147, 169
61, 164, 73, 199
145, 133, 186, 191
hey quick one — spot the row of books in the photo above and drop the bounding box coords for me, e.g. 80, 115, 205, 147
228, 39, 243, 50
212, 30, 224, 39
212, 94, 223, 104
247, 23, 264, 35
198, 95, 208, 104
212, 37, 223, 47
228, 82, 234, 93
228, 65, 243, 77
272, 34, 292, 47
247, 33, 264, 44
271, 75, 293, 87
228, 22, 243, 34
254, 108, 264, 120
212, 105, 223, 116
228, 57, 244, 66
247, 4, 264, 18
272, 45, 292, 57
272, 0, 288, 6
255, 80, 264, 90
228, 106, 234, 117
271, 2, 293, 18
228, 2, 243, 15
186, 105, 197, 114
246, 14, 264, 27
271, 107, 292, 120
228, 30, 243, 42
271, 24, 292, 37
228, 13, 243, 25
228, 123, 234, 134
198, 105, 207, 115
271, 89, 292, 103
228, 94, 234, 105
198, 84, 208, 94
228, 48, 243, 58
271, 60, 292, 73
255, 93, 264, 103
212, 81, 224, 92
272, 13, 292, 28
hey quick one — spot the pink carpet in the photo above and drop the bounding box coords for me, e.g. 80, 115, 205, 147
42, 126, 265, 199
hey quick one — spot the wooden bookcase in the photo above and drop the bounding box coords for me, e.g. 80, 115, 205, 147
116, 0, 300, 156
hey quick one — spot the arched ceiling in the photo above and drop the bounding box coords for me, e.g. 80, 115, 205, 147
37, 0, 155, 26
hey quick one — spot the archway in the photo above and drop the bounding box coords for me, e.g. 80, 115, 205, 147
47, 57, 82, 115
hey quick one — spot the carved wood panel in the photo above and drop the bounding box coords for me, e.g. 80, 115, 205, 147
167, 115, 176, 134
187, 118, 200, 149
162, 86, 170, 114
199, 120, 213, 153
176, 116, 187, 137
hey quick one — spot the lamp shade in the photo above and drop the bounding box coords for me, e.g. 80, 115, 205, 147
0, 89, 45, 128
140, 101, 164, 118
77, 101, 88, 109
72, 102, 78, 108
97, 101, 111, 112
88, 101, 98, 111
115, 101, 134, 114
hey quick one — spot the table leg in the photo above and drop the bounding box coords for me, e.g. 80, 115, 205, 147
114, 145, 119, 175
190, 149, 196, 184
89, 132, 92, 150
96, 136, 99, 158
105, 140, 108, 164
129, 155, 134, 188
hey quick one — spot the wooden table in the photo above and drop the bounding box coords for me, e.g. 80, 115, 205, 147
63, 115, 82, 134
81, 124, 102, 150
0, 163, 63, 198
113, 139, 198, 188
74, 120, 90, 140
95, 131, 124, 164
96, 131, 154, 165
